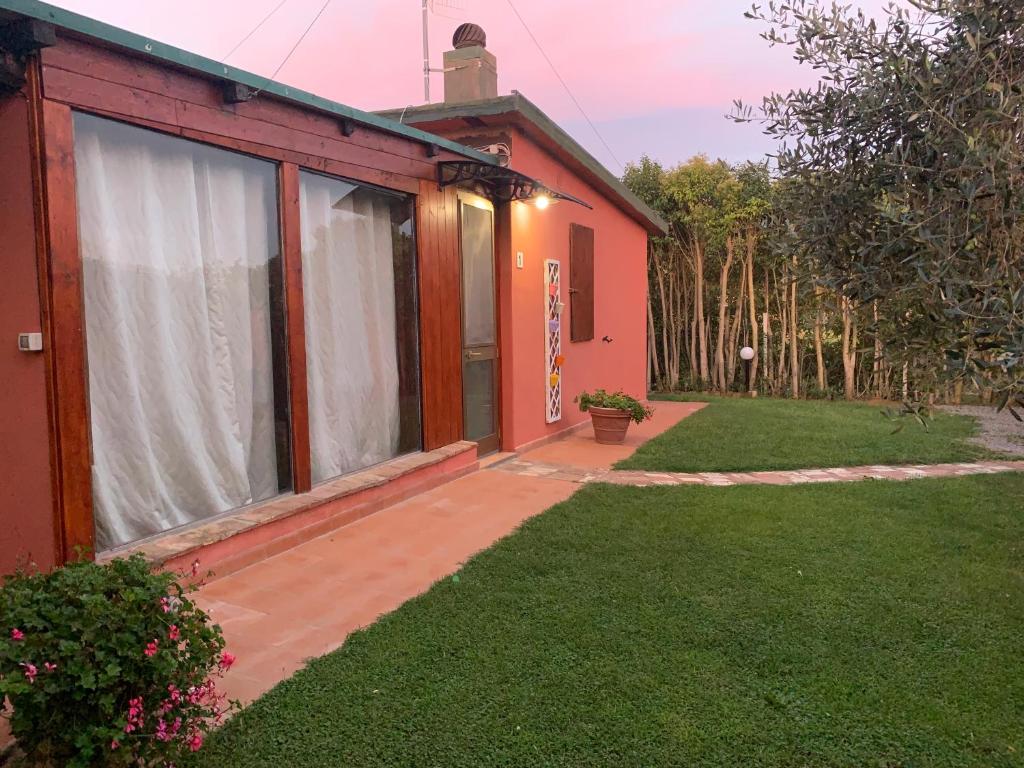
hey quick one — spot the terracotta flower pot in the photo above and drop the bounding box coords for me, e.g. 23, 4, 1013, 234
588, 406, 632, 445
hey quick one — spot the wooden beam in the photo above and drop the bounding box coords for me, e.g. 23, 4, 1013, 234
0, 18, 56, 55
222, 81, 255, 104
37, 99, 94, 560
279, 163, 312, 493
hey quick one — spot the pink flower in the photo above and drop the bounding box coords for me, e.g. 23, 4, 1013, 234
160, 596, 172, 613
187, 731, 204, 752
43, 662, 57, 672
144, 639, 159, 658
156, 718, 171, 742
219, 651, 236, 670
110, 739, 120, 751
168, 624, 180, 642
190, 559, 200, 577
167, 684, 182, 704
20, 662, 37, 683
10, 628, 24, 641
124, 696, 144, 733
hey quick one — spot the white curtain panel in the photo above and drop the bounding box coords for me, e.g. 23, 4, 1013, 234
73, 114, 282, 550
299, 172, 401, 484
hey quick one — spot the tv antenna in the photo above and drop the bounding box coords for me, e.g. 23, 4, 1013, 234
421, 0, 466, 102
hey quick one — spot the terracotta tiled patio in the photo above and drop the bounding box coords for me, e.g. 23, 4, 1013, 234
195, 400, 703, 704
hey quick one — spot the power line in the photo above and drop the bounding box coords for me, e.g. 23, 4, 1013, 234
503, 0, 624, 172
223, 0, 291, 61
254, 0, 333, 95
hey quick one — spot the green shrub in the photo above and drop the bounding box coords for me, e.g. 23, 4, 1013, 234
0, 555, 236, 767
575, 389, 654, 424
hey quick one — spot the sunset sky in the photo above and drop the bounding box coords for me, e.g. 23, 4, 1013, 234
46, 0, 894, 172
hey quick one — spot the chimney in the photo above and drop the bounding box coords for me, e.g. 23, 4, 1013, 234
443, 23, 497, 103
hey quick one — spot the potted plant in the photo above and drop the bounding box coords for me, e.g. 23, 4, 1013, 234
575, 389, 653, 445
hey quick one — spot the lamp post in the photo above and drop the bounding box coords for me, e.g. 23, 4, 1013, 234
740, 346, 755, 396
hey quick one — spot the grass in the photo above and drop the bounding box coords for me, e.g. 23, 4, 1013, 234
192, 474, 1024, 767
617, 394, 996, 473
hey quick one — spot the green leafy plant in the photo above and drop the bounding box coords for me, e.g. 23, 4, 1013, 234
575, 389, 653, 424
0, 555, 237, 767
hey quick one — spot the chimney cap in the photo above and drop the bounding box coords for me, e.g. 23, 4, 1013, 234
452, 23, 486, 49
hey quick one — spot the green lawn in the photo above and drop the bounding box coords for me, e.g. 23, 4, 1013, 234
617, 394, 995, 473
192, 474, 1024, 767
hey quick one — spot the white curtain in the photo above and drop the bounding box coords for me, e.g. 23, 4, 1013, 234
299, 172, 401, 483
73, 113, 282, 551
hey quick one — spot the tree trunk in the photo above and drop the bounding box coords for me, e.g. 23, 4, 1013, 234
694, 238, 709, 384
841, 294, 857, 400
647, 292, 660, 388
655, 261, 671, 389
726, 255, 746, 389
872, 300, 884, 398
813, 285, 826, 391
788, 254, 800, 399
715, 235, 735, 391
745, 228, 759, 392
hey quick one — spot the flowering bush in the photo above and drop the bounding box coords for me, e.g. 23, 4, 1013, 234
0, 555, 236, 767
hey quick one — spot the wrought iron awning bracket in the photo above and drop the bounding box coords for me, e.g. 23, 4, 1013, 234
437, 161, 592, 209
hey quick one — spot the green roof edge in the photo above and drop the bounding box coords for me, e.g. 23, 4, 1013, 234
0, 0, 496, 165
379, 93, 669, 235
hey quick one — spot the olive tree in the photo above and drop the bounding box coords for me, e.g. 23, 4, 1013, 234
736, 0, 1024, 413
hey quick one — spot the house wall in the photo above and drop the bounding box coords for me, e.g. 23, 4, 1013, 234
503, 129, 648, 449
0, 86, 59, 574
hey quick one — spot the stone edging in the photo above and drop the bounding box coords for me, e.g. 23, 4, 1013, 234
490, 459, 1024, 488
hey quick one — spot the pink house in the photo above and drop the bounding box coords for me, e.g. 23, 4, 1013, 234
380, 24, 667, 453
0, 5, 664, 577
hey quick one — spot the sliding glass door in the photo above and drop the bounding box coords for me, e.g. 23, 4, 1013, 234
74, 113, 290, 550
298, 171, 422, 483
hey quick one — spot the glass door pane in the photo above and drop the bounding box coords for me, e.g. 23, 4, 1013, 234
459, 197, 498, 454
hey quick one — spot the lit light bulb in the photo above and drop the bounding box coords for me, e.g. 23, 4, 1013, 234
535, 194, 550, 210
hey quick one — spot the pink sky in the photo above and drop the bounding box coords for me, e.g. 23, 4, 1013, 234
47, 0, 895, 171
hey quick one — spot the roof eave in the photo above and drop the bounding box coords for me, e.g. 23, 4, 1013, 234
379, 94, 669, 236
0, 0, 496, 165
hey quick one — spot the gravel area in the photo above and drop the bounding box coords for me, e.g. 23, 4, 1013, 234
941, 404, 1024, 457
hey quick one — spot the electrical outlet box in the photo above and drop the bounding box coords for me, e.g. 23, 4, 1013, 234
18, 332, 43, 352
516, 251, 524, 269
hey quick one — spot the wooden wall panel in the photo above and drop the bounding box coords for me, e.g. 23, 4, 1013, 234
38, 98, 94, 560
416, 181, 464, 450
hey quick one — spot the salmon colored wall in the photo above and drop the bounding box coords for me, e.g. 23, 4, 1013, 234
501, 128, 648, 449
0, 92, 58, 574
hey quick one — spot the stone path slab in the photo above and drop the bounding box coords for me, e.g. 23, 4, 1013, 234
491, 458, 1024, 487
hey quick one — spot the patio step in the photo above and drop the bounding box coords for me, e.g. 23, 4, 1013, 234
99, 442, 480, 584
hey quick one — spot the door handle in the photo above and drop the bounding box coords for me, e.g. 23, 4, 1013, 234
465, 350, 486, 360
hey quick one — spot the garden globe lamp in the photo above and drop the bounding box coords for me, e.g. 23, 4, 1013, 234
740, 346, 755, 395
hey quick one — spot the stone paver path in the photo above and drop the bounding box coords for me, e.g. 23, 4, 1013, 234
490, 457, 1024, 487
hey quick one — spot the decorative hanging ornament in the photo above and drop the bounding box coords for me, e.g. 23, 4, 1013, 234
549, 373, 560, 388
554, 354, 565, 367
